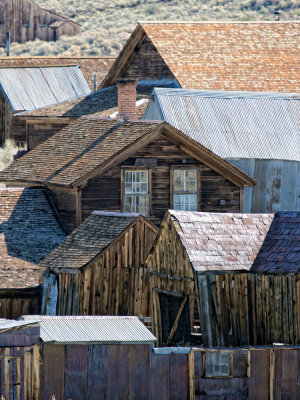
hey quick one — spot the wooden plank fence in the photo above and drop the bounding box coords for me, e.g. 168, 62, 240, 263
197, 272, 300, 347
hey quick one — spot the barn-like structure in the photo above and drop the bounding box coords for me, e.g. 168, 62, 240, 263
145, 210, 300, 347
0, 0, 80, 45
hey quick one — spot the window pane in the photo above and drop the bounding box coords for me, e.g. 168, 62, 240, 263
174, 194, 197, 211
124, 195, 148, 215
174, 170, 183, 191
125, 170, 148, 194
185, 170, 197, 191
205, 352, 231, 377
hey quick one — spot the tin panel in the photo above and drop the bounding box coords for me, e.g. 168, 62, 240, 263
64, 345, 88, 400
40, 344, 65, 400
150, 88, 300, 161
108, 344, 129, 399
0, 66, 90, 111
169, 353, 189, 400
128, 344, 150, 400
149, 353, 169, 400
248, 349, 270, 400
87, 345, 109, 400
274, 348, 298, 400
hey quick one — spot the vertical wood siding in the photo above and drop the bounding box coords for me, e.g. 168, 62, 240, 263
197, 272, 300, 347
56, 218, 157, 317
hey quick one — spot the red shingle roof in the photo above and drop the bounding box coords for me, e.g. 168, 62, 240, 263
103, 21, 300, 92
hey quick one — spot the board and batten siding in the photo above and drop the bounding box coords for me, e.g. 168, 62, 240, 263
56, 218, 157, 317
82, 136, 241, 226
0, 0, 79, 45
228, 159, 300, 213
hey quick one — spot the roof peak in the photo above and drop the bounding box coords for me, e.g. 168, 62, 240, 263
139, 20, 300, 24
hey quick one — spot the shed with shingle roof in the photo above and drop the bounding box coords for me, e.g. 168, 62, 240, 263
0, 187, 67, 319
0, 118, 255, 231
39, 211, 158, 317
101, 21, 300, 93
145, 210, 300, 348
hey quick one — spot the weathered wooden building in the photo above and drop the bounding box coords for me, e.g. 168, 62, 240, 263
145, 210, 300, 347
0, 319, 40, 400
0, 65, 90, 145
0, 119, 255, 231
0, 0, 80, 45
0, 187, 67, 319
101, 21, 300, 92
1, 317, 300, 400
40, 211, 158, 316
145, 88, 300, 213
15, 85, 149, 150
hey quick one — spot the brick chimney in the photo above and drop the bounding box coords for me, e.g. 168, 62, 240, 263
116, 79, 138, 119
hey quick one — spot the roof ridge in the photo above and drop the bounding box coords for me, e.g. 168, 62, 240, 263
139, 20, 300, 24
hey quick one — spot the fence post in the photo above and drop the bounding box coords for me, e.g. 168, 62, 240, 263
188, 349, 195, 400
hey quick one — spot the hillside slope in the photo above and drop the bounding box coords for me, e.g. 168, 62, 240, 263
1, 0, 299, 57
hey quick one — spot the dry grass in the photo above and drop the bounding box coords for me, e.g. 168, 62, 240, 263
0, 0, 298, 57
0, 139, 27, 172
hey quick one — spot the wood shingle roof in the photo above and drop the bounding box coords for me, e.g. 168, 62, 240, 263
0, 188, 67, 288
40, 211, 155, 271
102, 21, 300, 92
0, 119, 256, 189
169, 210, 300, 273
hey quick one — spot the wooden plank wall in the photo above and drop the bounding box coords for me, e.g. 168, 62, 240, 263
197, 272, 300, 347
146, 213, 196, 345
0, 0, 79, 45
0, 92, 13, 146
50, 188, 77, 232
0, 289, 41, 319
56, 219, 157, 317
82, 136, 241, 226
0, 345, 40, 400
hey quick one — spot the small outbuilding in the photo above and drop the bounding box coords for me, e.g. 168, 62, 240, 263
0, 65, 90, 145
145, 210, 300, 347
20, 315, 156, 400
40, 211, 158, 317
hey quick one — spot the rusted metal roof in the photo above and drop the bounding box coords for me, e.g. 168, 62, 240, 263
169, 210, 300, 273
20, 315, 156, 344
146, 89, 300, 162
0, 66, 90, 111
0, 187, 67, 288
40, 212, 142, 270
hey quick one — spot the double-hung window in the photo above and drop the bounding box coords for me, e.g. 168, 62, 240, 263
123, 170, 149, 215
173, 168, 198, 211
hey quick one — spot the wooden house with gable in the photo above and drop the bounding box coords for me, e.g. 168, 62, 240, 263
0, 118, 255, 231
0, 187, 67, 319
145, 89, 300, 213
145, 210, 300, 347
0, 0, 80, 45
40, 211, 158, 317
101, 21, 300, 93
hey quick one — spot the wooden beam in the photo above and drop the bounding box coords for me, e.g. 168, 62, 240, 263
166, 296, 188, 346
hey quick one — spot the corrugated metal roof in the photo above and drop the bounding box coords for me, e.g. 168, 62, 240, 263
0, 319, 39, 331
20, 316, 156, 344
148, 89, 300, 161
0, 66, 91, 111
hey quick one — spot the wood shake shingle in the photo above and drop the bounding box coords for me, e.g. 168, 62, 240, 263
102, 21, 300, 92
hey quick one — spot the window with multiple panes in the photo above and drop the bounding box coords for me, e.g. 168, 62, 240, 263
124, 170, 149, 215
173, 169, 198, 211
205, 351, 231, 377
